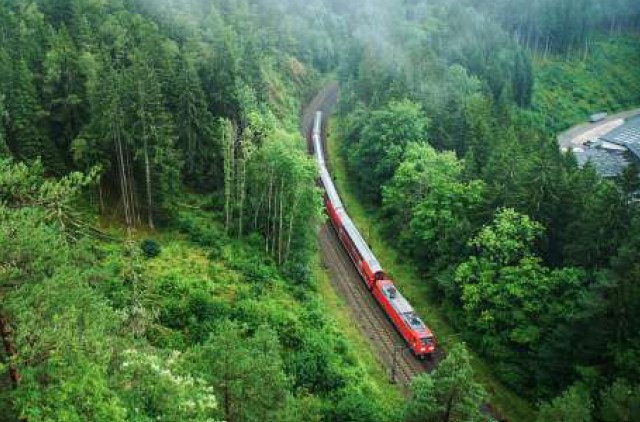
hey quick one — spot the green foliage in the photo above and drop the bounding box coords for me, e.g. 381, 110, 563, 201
192, 321, 289, 422
245, 131, 321, 273
0, 0, 322, 229
465, 208, 543, 266
115, 348, 218, 422
7, 273, 127, 422
454, 209, 593, 394
536, 384, 592, 422
1, 0, 639, 420
405, 344, 488, 422
0, 95, 8, 156
532, 36, 640, 134
0, 156, 391, 422
141, 239, 161, 259
476, 0, 640, 54
335, 0, 640, 418
382, 142, 486, 269
326, 384, 386, 422
345, 99, 429, 202
598, 379, 640, 422
513, 50, 534, 107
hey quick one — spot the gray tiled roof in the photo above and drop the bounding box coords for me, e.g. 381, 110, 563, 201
575, 115, 640, 177
601, 115, 640, 159
575, 147, 630, 178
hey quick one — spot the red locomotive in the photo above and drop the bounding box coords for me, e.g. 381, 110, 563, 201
312, 111, 436, 358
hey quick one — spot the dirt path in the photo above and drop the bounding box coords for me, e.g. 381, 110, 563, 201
302, 85, 441, 389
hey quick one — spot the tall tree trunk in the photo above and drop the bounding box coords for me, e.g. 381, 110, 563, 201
139, 81, 154, 230
235, 127, 246, 239
271, 182, 279, 256
223, 122, 233, 233
284, 188, 300, 263
143, 139, 154, 229
253, 189, 266, 230
98, 182, 105, 215
238, 154, 246, 239
124, 142, 139, 227
608, 16, 613, 37
278, 178, 285, 265
114, 113, 132, 231
583, 37, 590, 62
266, 168, 274, 253
543, 36, 550, 60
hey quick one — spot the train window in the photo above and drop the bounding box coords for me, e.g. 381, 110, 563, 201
421, 337, 433, 346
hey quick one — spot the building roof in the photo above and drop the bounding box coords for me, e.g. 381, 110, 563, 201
575, 146, 630, 178
600, 115, 640, 159
574, 115, 640, 178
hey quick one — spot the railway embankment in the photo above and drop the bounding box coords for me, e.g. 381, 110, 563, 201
303, 84, 436, 388
304, 84, 535, 422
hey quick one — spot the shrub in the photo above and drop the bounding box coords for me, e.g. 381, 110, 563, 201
141, 239, 162, 259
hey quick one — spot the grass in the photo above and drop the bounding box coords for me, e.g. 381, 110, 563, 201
314, 255, 404, 409
100, 207, 403, 411
325, 121, 536, 422
532, 34, 640, 134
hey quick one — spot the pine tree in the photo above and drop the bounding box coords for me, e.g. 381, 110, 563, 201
5, 58, 63, 173
405, 344, 487, 422
128, 58, 181, 228
173, 51, 217, 189
43, 25, 87, 170
536, 385, 592, 422
512, 50, 533, 108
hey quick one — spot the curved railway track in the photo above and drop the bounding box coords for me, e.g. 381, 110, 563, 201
303, 84, 442, 389
320, 225, 427, 385
304, 85, 506, 421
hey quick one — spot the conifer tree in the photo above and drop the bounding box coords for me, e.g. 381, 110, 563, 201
405, 344, 487, 422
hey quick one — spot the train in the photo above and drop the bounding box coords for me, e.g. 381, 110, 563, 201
312, 111, 436, 358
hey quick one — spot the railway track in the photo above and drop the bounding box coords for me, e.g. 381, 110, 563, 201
319, 225, 426, 386
304, 84, 441, 389
304, 85, 506, 421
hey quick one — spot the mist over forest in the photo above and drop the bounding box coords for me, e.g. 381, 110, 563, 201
1, 1, 639, 422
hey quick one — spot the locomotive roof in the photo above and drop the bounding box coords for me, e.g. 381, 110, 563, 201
381, 282, 431, 336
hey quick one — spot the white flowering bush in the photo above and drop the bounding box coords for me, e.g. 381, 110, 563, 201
117, 349, 218, 422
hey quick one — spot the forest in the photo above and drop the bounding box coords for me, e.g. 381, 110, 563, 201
0, 0, 639, 421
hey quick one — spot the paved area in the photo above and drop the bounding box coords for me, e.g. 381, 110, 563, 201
558, 108, 640, 151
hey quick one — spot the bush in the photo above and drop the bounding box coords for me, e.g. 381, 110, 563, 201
141, 239, 162, 259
